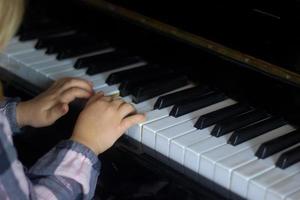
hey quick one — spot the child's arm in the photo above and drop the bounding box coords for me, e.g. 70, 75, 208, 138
0, 92, 145, 199
0, 114, 100, 199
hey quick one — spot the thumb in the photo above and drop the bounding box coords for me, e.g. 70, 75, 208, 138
120, 114, 146, 133
48, 103, 69, 123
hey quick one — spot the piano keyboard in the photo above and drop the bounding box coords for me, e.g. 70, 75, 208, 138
1, 22, 300, 200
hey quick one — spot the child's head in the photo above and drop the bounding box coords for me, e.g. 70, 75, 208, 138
0, 0, 24, 50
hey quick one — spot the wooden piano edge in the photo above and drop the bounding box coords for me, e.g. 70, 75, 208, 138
81, 0, 300, 89
116, 135, 246, 200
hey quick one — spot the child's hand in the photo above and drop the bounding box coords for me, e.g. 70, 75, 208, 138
71, 92, 146, 155
17, 78, 94, 128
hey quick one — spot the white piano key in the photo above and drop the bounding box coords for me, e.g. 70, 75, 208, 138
248, 162, 300, 200
4, 41, 36, 56
121, 96, 163, 139
94, 84, 119, 96
12, 52, 56, 69
200, 125, 295, 181
68, 81, 188, 143
41, 63, 75, 74
124, 85, 196, 139
17, 54, 56, 65
12, 50, 46, 61
49, 68, 86, 79
266, 172, 300, 200
155, 118, 199, 156
286, 189, 300, 200
80, 74, 104, 82
43, 59, 78, 73
184, 131, 232, 173
213, 125, 295, 190
231, 142, 300, 198
143, 99, 235, 149
214, 148, 258, 189
29, 59, 73, 70
127, 106, 172, 142
169, 130, 211, 165
125, 85, 195, 142
89, 78, 108, 90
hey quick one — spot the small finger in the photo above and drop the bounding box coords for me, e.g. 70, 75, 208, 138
60, 87, 93, 104
118, 103, 136, 119
112, 99, 126, 109
59, 78, 93, 94
86, 92, 105, 106
100, 96, 114, 102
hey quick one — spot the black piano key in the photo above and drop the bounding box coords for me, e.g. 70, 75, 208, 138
255, 130, 300, 159
194, 103, 253, 129
35, 32, 80, 49
228, 117, 287, 146
211, 109, 270, 137
153, 86, 213, 110
276, 145, 300, 169
86, 55, 144, 75
119, 79, 144, 97
131, 75, 189, 104
19, 18, 53, 35
45, 36, 91, 54
106, 65, 167, 85
20, 23, 73, 41
57, 41, 111, 60
169, 92, 227, 118
75, 50, 129, 69
45, 34, 100, 54
118, 69, 176, 97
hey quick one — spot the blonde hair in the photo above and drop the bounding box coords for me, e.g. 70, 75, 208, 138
0, 0, 24, 49
0, 0, 24, 100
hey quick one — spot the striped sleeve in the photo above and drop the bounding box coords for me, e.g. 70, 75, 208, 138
0, 97, 21, 134
0, 114, 101, 200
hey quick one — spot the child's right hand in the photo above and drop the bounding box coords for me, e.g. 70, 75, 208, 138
71, 92, 146, 155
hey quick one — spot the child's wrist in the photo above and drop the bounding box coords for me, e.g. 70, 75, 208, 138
16, 101, 31, 127
70, 135, 101, 155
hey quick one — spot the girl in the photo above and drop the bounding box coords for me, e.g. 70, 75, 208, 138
0, 0, 145, 199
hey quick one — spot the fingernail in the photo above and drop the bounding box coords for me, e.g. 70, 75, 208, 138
61, 104, 68, 113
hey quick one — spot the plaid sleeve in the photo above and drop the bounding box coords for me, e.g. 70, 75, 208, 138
0, 114, 101, 200
0, 97, 21, 134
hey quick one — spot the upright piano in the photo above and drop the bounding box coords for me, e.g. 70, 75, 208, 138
1, 0, 300, 199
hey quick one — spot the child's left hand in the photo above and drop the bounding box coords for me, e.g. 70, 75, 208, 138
16, 78, 94, 128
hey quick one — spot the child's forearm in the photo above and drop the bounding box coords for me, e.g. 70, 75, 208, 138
28, 140, 101, 199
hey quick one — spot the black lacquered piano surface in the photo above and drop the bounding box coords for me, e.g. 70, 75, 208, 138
2, 0, 300, 199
